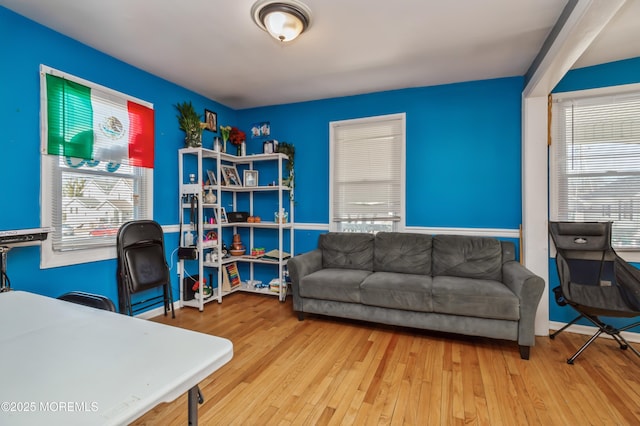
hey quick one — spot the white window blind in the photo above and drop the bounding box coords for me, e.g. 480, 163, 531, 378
551, 87, 640, 250
40, 66, 153, 268
330, 113, 405, 233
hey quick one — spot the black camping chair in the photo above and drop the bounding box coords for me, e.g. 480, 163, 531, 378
58, 291, 116, 312
116, 220, 175, 318
549, 221, 640, 364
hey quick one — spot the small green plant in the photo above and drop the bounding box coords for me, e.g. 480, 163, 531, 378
175, 101, 204, 147
277, 141, 295, 200
277, 141, 295, 180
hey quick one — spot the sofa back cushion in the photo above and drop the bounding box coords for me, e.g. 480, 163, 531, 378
373, 232, 432, 275
501, 241, 516, 262
432, 235, 502, 281
319, 232, 374, 271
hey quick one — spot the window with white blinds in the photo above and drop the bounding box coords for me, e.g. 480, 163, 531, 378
551, 85, 640, 250
329, 113, 405, 233
40, 66, 153, 268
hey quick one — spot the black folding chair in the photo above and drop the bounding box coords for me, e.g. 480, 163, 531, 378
116, 220, 175, 318
58, 291, 116, 312
549, 221, 640, 364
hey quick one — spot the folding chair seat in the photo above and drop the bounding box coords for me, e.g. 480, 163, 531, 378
549, 221, 640, 364
117, 220, 175, 318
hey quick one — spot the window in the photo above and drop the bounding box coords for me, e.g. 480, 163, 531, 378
40, 66, 154, 268
329, 113, 405, 233
551, 84, 640, 251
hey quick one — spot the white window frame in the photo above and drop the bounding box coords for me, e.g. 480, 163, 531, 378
329, 113, 406, 233
39, 65, 153, 268
551, 82, 640, 261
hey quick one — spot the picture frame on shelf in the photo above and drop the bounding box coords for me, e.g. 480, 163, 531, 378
206, 169, 217, 186
220, 164, 242, 187
262, 140, 274, 154
215, 207, 228, 224
204, 109, 217, 132
244, 170, 259, 187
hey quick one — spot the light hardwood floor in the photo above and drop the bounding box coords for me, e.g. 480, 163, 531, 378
133, 293, 640, 425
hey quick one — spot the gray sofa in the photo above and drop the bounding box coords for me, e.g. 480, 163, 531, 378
288, 232, 544, 359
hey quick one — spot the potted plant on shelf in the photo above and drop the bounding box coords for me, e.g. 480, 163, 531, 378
175, 101, 206, 147
229, 127, 247, 156
277, 141, 295, 199
219, 125, 231, 152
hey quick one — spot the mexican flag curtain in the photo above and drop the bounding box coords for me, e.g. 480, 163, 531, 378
46, 74, 155, 168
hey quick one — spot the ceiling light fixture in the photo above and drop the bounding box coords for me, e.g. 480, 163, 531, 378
251, 0, 311, 43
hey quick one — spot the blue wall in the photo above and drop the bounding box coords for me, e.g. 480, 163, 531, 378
550, 56, 640, 330
1, 6, 526, 313
553, 56, 640, 93
0, 7, 236, 304
237, 77, 525, 229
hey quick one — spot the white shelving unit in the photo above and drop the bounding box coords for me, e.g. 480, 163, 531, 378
178, 147, 294, 311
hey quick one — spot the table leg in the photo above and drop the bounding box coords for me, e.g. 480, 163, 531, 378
188, 386, 198, 426
188, 385, 204, 425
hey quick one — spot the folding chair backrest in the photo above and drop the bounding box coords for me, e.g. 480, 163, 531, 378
123, 242, 170, 293
549, 221, 612, 254
116, 220, 174, 317
117, 221, 169, 292
58, 291, 116, 312
118, 220, 165, 250
549, 221, 615, 285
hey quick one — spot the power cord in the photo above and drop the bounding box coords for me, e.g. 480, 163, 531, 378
169, 246, 179, 272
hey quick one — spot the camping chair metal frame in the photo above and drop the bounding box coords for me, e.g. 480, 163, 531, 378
550, 310, 640, 364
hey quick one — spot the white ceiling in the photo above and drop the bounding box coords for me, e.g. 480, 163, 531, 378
2, 0, 640, 109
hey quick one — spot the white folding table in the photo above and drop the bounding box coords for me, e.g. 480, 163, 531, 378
0, 291, 233, 425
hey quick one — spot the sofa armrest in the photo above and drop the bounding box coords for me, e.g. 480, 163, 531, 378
287, 249, 323, 311
502, 261, 545, 347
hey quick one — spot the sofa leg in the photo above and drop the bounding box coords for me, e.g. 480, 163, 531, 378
519, 345, 530, 360
297, 312, 304, 321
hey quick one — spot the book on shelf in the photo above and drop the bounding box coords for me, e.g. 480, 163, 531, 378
262, 249, 291, 261
241, 254, 264, 259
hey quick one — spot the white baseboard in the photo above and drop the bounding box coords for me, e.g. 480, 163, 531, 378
549, 321, 640, 344
134, 301, 181, 320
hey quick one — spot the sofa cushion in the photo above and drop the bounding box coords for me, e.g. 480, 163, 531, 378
373, 232, 432, 275
360, 272, 433, 313
432, 235, 503, 281
320, 232, 374, 271
298, 268, 371, 303
432, 275, 519, 320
